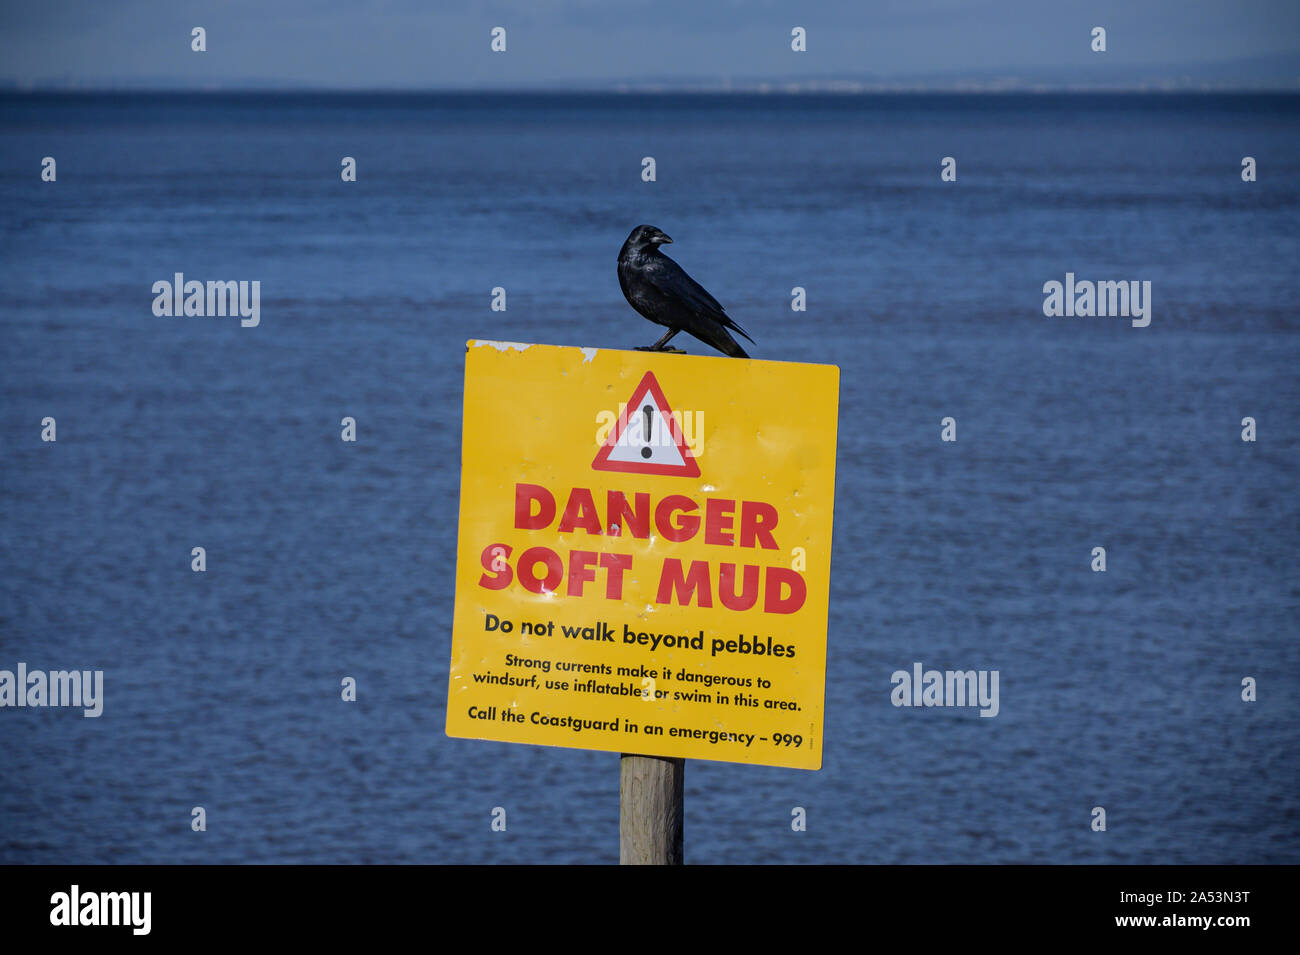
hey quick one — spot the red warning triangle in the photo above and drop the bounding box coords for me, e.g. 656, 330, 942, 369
592, 371, 700, 477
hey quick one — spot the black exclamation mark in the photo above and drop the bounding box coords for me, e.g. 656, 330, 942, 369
640, 405, 653, 459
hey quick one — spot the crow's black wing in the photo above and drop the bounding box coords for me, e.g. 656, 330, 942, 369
643, 255, 755, 345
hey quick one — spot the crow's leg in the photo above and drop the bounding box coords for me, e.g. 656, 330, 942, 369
652, 328, 679, 349
635, 328, 681, 352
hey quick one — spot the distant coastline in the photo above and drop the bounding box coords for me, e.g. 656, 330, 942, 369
2, 87, 1299, 99
3, 51, 1298, 96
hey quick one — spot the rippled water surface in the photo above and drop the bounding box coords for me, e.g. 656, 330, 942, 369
2, 93, 1297, 863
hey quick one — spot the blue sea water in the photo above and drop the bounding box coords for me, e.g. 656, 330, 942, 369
1, 92, 1297, 864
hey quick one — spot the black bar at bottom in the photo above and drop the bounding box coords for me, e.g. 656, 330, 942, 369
0, 864, 1283, 941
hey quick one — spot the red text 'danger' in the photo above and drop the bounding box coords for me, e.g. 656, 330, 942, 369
514, 483, 779, 549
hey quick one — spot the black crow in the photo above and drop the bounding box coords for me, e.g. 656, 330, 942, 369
617, 224, 754, 358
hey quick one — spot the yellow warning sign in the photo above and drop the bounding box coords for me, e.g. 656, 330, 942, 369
446, 340, 840, 769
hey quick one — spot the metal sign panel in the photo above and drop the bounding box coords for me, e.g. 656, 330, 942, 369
446, 340, 839, 769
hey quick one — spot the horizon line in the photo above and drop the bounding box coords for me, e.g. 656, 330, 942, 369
4, 85, 1299, 96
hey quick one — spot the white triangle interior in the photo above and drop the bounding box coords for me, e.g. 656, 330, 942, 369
605, 388, 687, 468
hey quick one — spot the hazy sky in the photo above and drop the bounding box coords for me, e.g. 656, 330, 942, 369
2, 0, 1297, 88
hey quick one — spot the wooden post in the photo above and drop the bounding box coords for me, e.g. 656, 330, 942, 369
619, 754, 684, 864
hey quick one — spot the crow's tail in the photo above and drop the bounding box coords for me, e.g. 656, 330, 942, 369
720, 336, 749, 359
706, 326, 750, 359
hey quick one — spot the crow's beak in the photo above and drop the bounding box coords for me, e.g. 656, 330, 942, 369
656, 233, 673, 244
